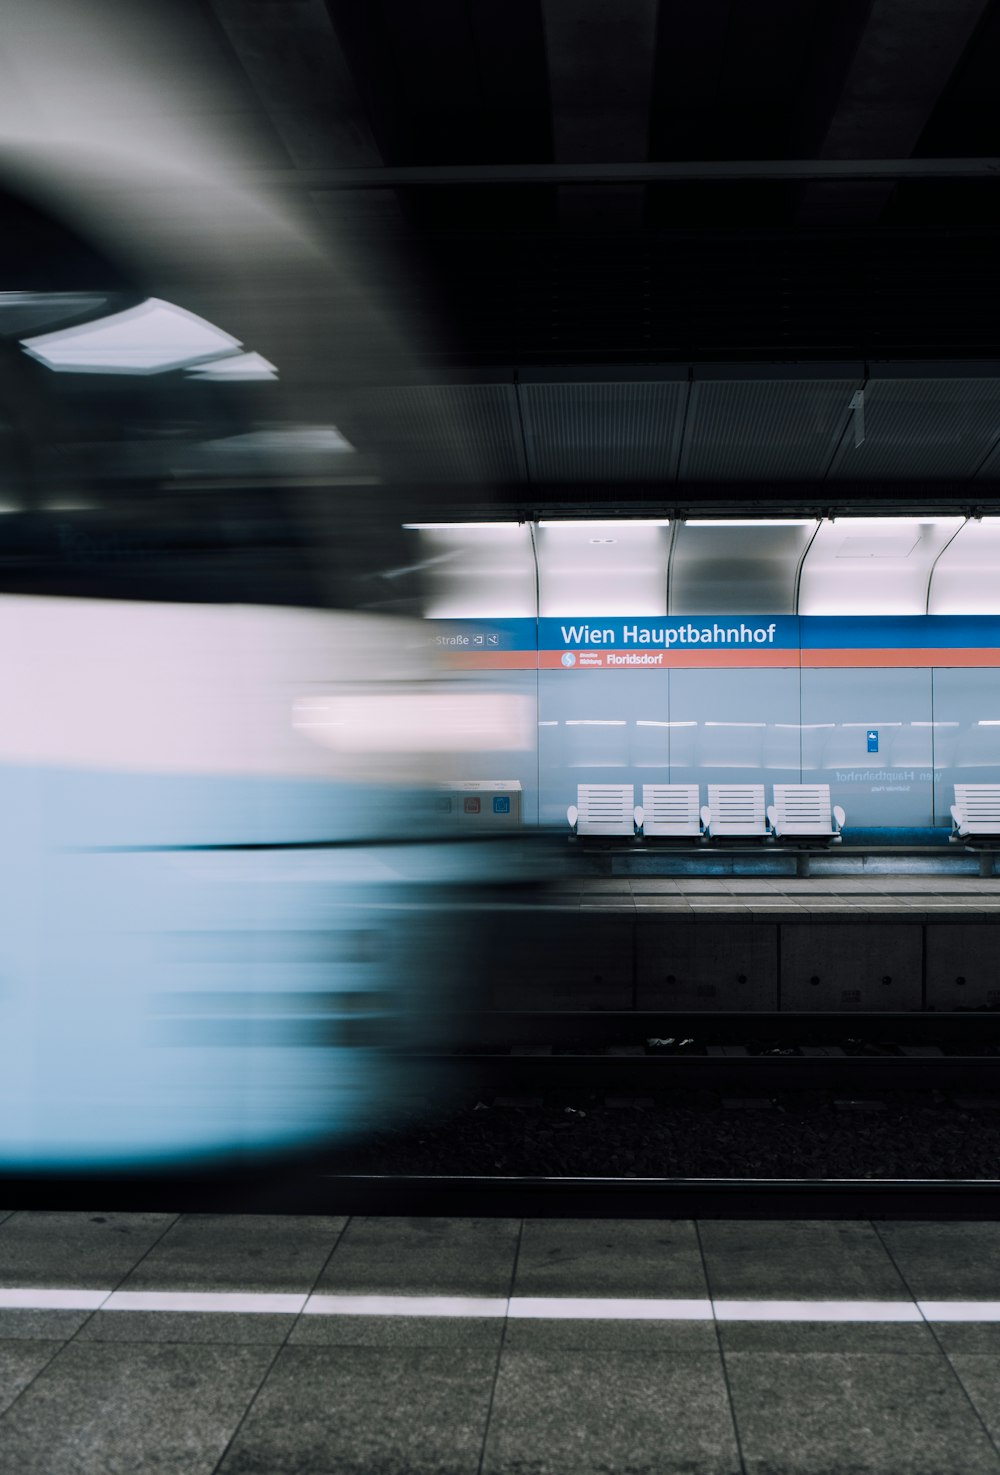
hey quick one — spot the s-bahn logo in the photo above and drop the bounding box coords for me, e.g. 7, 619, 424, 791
561, 651, 577, 667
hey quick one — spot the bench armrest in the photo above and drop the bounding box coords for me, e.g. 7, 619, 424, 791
633, 805, 644, 832
700, 804, 711, 834
567, 804, 578, 832
951, 803, 967, 837
833, 805, 846, 831
767, 804, 779, 835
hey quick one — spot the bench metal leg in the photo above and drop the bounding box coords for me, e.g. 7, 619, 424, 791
796, 852, 811, 878
980, 852, 995, 878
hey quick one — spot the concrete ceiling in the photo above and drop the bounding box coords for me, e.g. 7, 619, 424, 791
4, 0, 1000, 521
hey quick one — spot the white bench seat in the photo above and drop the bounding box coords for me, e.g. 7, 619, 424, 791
701, 784, 769, 839
951, 784, 1000, 841
568, 783, 637, 837
768, 784, 845, 843
639, 784, 702, 838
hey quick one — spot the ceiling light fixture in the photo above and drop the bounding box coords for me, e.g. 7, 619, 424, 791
684, 519, 817, 528
22, 298, 242, 375
187, 351, 278, 381
537, 519, 670, 528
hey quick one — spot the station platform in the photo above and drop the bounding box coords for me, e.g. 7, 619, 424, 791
2, 1210, 1000, 1473
552, 875, 1000, 915
477, 875, 1000, 1012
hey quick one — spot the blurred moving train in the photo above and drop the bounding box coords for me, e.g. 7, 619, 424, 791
0, 32, 534, 1171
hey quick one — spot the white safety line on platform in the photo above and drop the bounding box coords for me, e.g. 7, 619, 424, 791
0, 1288, 108, 1310
1, 1289, 997, 1322
103, 1291, 307, 1314
917, 1301, 1000, 1321
509, 1297, 713, 1319
712, 1299, 922, 1322
305, 1294, 507, 1317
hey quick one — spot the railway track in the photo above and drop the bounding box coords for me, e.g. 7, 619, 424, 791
400, 1010, 1000, 1095
3, 1170, 1000, 1218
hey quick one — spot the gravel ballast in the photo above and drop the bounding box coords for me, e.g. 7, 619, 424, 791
324, 1092, 1000, 1179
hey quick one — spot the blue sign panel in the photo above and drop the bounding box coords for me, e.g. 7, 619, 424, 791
867, 729, 879, 753
493, 796, 510, 815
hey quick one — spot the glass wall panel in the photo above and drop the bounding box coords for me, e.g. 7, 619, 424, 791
666, 669, 801, 793
537, 668, 669, 826
799, 668, 933, 826
930, 668, 1000, 827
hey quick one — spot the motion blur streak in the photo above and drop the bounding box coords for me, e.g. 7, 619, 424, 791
0, 596, 498, 1169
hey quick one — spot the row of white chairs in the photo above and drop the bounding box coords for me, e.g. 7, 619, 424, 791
567, 781, 1000, 842
567, 783, 845, 840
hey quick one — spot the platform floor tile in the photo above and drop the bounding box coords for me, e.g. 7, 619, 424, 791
0, 1341, 274, 1475
700, 1220, 916, 1303
113, 1213, 346, 1294
725, 1350, 1000, 1474
313, 1215, 520, 1297
877, 1222, 1000, 1301
506, 1217, 715, 1349
290, 1307, 505, 1348
0, 1341, 63, 1418
483, 1349, 740, 1475
0, 1211, 176, 1288
219, 1345, 496, 1475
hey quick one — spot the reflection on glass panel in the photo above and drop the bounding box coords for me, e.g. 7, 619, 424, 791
801, 669, 933, 827
668, 669, 800, 790
932, 669, 1000, 825
696, 722, 766, 769
631, 720, 671, 768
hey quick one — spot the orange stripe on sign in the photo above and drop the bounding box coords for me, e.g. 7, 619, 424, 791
537, 649, 800, 669
443, 651, 538, 670
801, 647, 1000, 668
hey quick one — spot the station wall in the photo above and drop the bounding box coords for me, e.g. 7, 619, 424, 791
430, 615, 1000, 830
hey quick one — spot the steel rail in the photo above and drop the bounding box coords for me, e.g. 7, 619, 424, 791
3, 1172, 1000, 1218
249, 159, 1000, 190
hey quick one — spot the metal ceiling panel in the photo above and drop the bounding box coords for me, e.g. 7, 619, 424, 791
829, 376, 1000, 479
678, 377, 860, 481
669, 522, 816, 614
519, 381, 687, 482
976, 435, 1000, 480
339, 384, 526, 483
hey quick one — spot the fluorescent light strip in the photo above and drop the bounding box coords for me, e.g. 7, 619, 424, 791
1, 1289, 999, 1323
684, 519, 816, 528
403, 522, 523, 530
537, 520, 669, 528
186, 351, 277, 382
22, 298, 242, 375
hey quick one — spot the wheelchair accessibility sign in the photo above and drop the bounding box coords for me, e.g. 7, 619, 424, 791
867, 729, 879, 753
